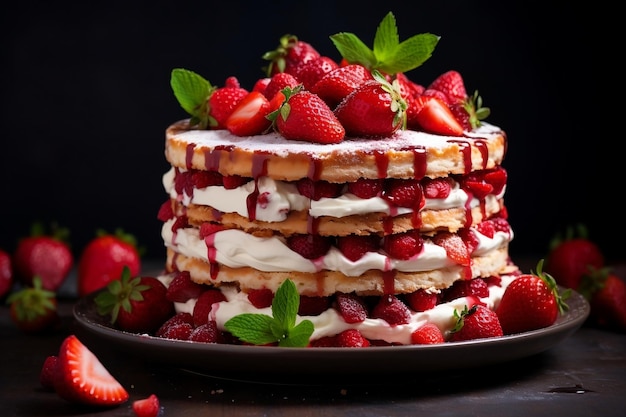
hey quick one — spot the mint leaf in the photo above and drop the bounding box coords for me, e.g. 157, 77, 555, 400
330, 11, 440, 75
170, 68, 215, 128
223, 279, 314, 347
222, 314, 278, 345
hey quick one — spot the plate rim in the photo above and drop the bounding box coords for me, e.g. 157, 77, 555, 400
73, 287, 590, 375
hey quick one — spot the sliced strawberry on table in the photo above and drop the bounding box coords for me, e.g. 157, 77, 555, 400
133, 394, 160, 417
496, 259, 569, 335
53, 334, 129, 407
13, 222, 73, 291
7, 276, 60, 333
579, 269, 626, 332
94, 266, 174, 334
271, 86, 345, 144
544, 224, 605, 290
77, 228, 142, 297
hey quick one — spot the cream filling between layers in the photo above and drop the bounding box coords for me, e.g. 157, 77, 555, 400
163, 168, 505, 223
158, 272, 516, 345
161, 218, 512, 276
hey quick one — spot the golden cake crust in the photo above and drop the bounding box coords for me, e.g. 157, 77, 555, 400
165, 120, 507, 183
172, 197, 505, 237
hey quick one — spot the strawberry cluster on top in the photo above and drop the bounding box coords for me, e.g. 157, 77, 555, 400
171, 12, 490, 145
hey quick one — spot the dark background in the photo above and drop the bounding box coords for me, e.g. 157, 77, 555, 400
0, 1, 618, 264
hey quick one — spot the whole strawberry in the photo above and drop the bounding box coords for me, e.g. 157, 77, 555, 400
0, 248, 13, 299
496, 260, 569, 335
78, 228, 142, 297
13, 223, 73, 291
580, 269, 626, 332
7, 276, 60, 333
334, 71, 407, 137
544, 224, 604, 290
262, 34, 320, 76
94, 266, 174, 333
272, 86, 345, 144
449, 304, 503, 342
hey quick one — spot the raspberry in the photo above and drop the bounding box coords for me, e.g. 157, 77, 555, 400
347, 178, 383, 199
155, 312, 194, 337
403, 289, 439, 312
337, 235, 379, 262
335, 293, 369, 323
383, 230, 423, 260
371, 295, 411, 325
157, 321, 193, 340
423, 177, 453, 199
192, 289, 227, 326
476, 220, 496, 238
166, 271, 205, 303
286, 234, 332, 259
336, 329, 370, 347
189, 321, 225, 343
247, 288, 274, 308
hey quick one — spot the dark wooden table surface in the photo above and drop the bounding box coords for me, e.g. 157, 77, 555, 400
2, 263, 625, 417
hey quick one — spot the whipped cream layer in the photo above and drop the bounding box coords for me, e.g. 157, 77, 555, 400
158, 273, 516, 345
162, 218, 512, 276
163, 168, 504, 223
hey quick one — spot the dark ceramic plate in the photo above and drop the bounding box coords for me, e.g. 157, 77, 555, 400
73, 288, 589, 379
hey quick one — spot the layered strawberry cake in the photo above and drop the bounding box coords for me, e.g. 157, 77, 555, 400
156, 13, 521, 346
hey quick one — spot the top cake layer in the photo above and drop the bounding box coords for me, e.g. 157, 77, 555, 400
165, 119, 507, 183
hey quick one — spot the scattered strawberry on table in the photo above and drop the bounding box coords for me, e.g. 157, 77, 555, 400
42, 334, 129, 407
544, 224, 626, 333
77, 228, 142, 297
13, 222, 73, 291
7, 276, 60, 333
0, 248, 13, 299
133, 394, 161, 417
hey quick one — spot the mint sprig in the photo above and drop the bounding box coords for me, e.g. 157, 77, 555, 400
170, 68, 217, 129
224, 279, 314, 347
330, 11, 440, 75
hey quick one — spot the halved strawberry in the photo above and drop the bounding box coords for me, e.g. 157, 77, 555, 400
133, 394, 160, 417
53, 335, 129, 406
225, 91, 272, 136
432, 231, 471, 266
413, 95, 464, 136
